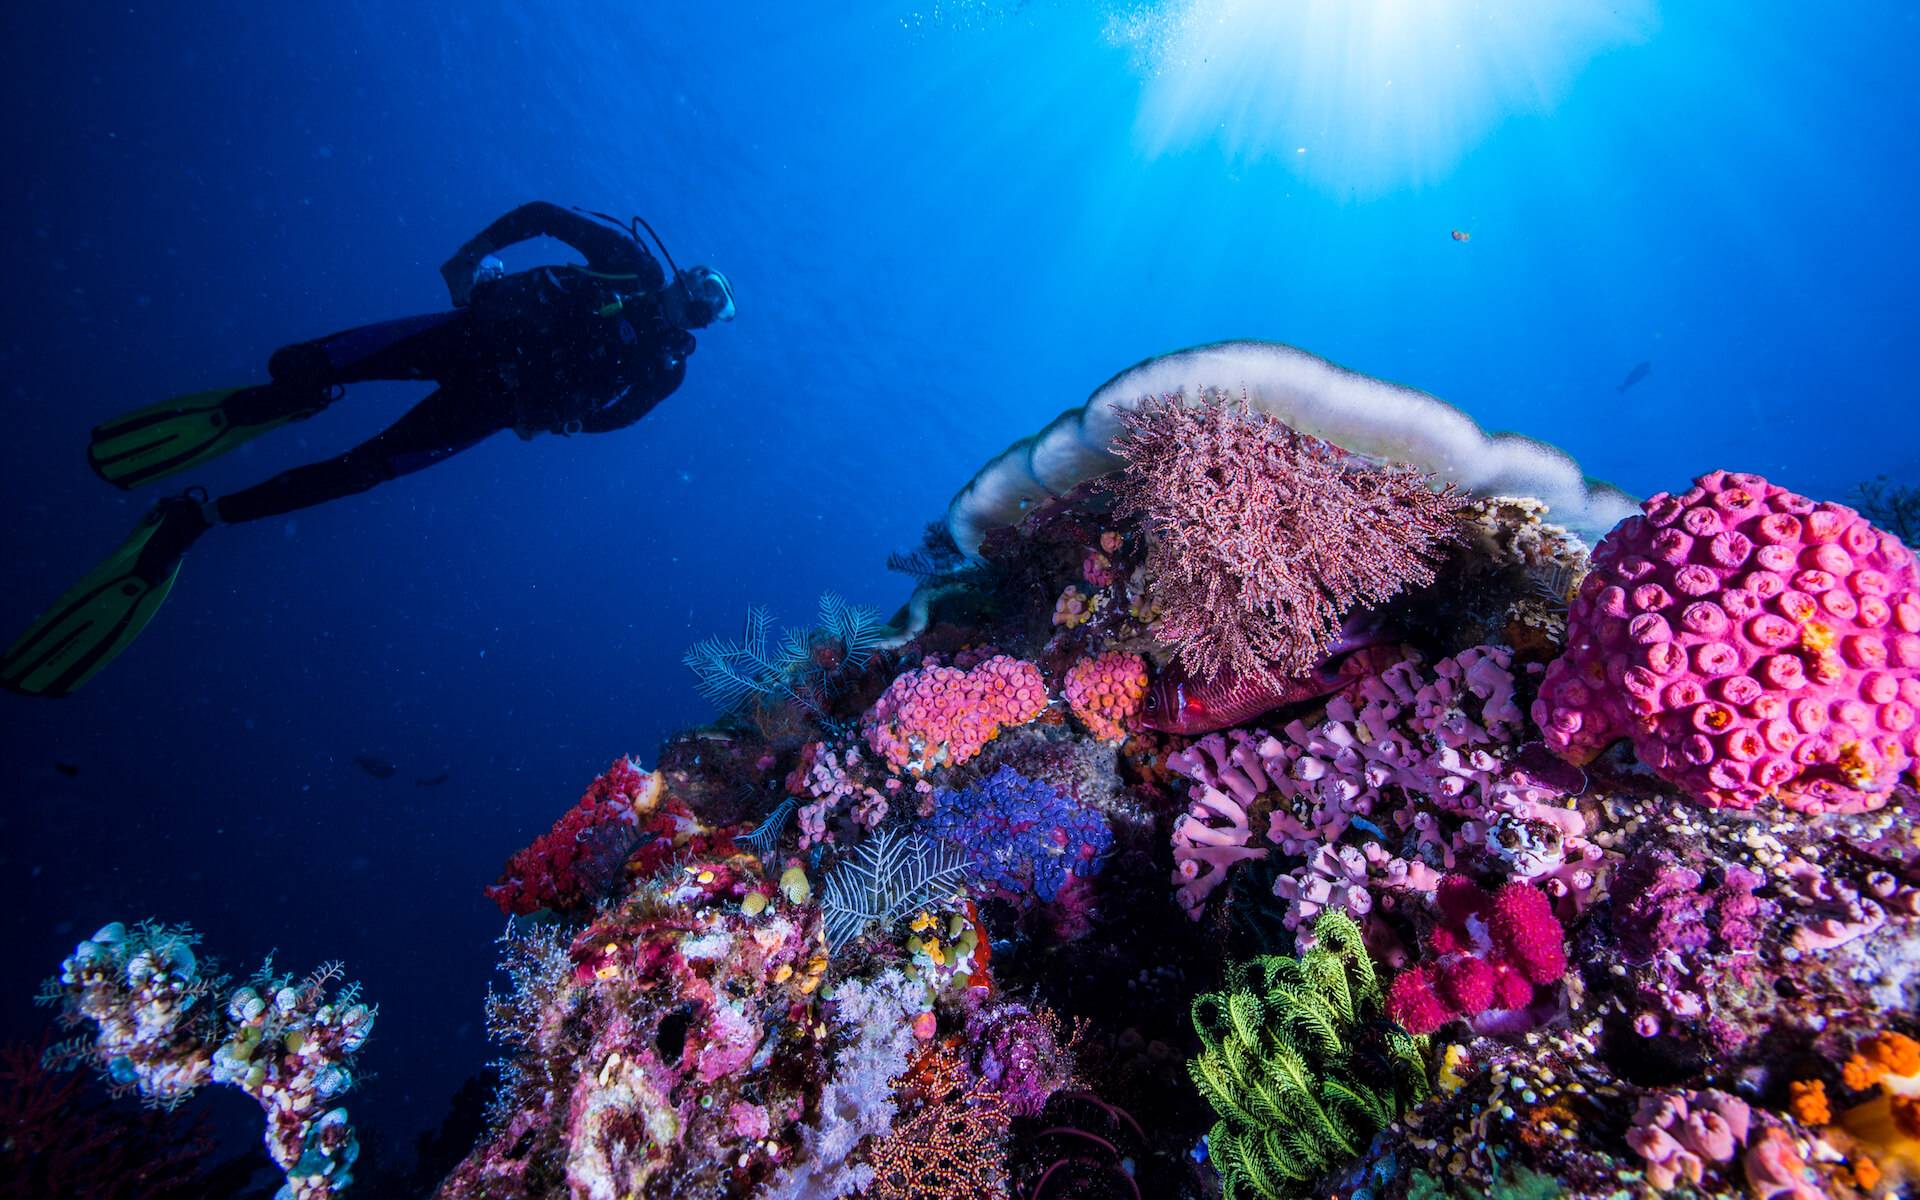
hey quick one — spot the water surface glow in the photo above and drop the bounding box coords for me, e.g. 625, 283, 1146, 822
1113, 0, 1657, 192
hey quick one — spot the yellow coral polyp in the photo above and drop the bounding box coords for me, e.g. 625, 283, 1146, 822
1800, 620, 1837, 655
1836, 742, 1878, 790
779, 866, 811, 905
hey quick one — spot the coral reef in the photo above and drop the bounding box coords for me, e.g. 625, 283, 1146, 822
922, 766, 1112, 905
486, 757, 702, 916
0, 1037, 218, 1199
1385, 876, 1569, 1036
1536, 469, 1920, 813
65, 359, 1920, 1200
1063, 650, 1149, 742
862, 655, 1049, 774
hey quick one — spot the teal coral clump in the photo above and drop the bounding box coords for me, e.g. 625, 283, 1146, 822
40, 919, 373, 1200
1189, 911, 1429, 1199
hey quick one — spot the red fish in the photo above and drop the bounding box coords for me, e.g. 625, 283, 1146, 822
1141, 643, 1407, 735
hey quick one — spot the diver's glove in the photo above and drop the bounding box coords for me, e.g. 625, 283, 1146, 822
440, 240, 504, 307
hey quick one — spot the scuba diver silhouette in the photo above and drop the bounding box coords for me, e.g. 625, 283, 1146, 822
2, 201, 734, 696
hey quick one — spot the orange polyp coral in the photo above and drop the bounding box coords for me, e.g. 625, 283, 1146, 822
1843, 1032, 1920, 1092
1837, 1033, 1920, 1187
1790, 1079, 1831, 1126
1801, 621, 1837, 655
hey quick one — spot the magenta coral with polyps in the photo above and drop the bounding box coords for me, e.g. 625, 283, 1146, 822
1535, 469, 1920, 814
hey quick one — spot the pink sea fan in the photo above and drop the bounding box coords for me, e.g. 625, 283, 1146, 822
1103, 391, 1462, 684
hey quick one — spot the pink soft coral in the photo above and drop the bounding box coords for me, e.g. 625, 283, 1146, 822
1626, 1089, 1752, 1192
1103, 391, 1461, 685
1386, 877, 1567, 1035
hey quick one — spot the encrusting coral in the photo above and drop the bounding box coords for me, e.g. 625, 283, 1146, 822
1536, 469, 1920, 813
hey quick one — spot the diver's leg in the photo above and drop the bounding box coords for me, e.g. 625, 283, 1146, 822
267, 310, 472, 388
211, 388, 503, 524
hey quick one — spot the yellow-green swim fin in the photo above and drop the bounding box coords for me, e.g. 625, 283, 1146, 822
88, 384, 323, 490
1, 494, 210, 696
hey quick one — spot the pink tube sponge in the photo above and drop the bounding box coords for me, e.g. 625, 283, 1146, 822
1063, 652, 1149, 742
1534, 469, 1920, 814
862, 654, 1048, 774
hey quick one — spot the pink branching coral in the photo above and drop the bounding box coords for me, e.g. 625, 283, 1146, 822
793, 742, 892, 847
1167, 735, 1272, 916
862, 655, 1049, 774
1625, 1088, 1752, 1191
1103, 391, 1462, 684
1063, 651, 1149, 742
1385, 876, 1568, 1035
1534, 469, 1920, 814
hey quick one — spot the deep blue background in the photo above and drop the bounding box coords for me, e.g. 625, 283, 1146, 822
2, 0, 1914, 1180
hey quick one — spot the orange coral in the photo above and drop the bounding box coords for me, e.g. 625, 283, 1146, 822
1845, 1032, 1920, 1091
1789, 1079, 1831, 1126
1853, 1156, 1883, 1189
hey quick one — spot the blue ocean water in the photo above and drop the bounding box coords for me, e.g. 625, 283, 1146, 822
1, 0, 1913, 1183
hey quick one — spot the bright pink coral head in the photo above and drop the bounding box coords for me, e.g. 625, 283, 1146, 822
1438, 955, 1497, 1014
1489, 881, 1568, 985
1387, 966, 1451, 1035
1534, 470, 1920, 814
862, 655, 1048, 774
1063, 652, 1149, 742
1435, 874, 1493, 926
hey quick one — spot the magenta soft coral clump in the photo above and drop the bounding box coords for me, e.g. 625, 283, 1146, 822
1534, 469, 1920, 814
862, 654, 1048, 774
485, 758, 666, 916
1386, 877, 1569, 1035
1489, 878, 1569, 984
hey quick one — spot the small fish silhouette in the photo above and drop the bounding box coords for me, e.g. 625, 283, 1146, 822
415, 771, 451, 787
1616, 361, 1652, 393
1450, 229, 1471, 242
353, 755, 398, 780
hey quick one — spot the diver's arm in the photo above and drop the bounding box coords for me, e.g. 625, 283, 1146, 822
440, 202, 660, 304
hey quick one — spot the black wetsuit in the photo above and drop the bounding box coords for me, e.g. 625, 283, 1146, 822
213, 202, 695, 524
